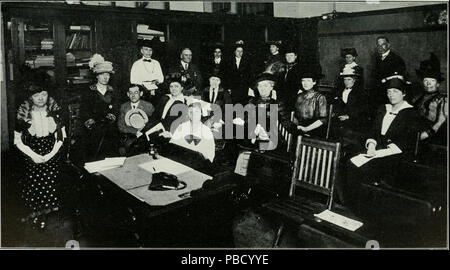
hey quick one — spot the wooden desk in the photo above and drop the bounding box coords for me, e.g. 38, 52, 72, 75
75, 151, 243, 247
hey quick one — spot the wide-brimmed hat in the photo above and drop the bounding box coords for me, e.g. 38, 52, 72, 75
341, 47, 358, 57
89, 54, 114, 74
382, 72, 411, 93
299, 67, 324, 80
206, 69, 223, 81
137, 38, 155, 49
267, 40, 282, 47
166, 72, 184, 86
283, 42, 298, 54
211, 42, 224, 52
233, 40, 245, 50
340, 67, 361, 77
416, 53, 444, 82
255, 72, 277, 85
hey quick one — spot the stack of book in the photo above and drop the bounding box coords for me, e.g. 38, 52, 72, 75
41, 39, 54, 50
26, 55, 54, 69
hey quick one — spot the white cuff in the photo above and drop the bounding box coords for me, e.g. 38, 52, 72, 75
365, 139, 377, 149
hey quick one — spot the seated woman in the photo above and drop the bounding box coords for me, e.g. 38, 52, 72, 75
80, 54, 120, 162
294, 69, 328, 138
152, 72, 189, 134
339, 75, 424, 207
169, 103, 215, 163
14, 73, 66, 228
413, 53, 447, 146
332, 67, 368, 152
233, 72, 282, 151
200, 69, 231, 133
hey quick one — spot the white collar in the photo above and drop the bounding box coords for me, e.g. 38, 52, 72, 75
96, 84, 107, 95
167, 93, 185, 102
210, 86, 219, 91
181, 61, 189, 67
385, 101, 412, 114
381, 50, 391, 59
131, 101, 140, 108
345, 62, 357, 68
272, 52, 279, 56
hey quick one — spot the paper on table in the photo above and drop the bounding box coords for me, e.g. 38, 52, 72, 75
314, 210, 363, 232
84, 157, 126, 173
139, 157, 193, 176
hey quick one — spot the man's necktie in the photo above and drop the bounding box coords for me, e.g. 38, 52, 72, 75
143, 59, 152, 62
389, 112, 397, 115
211, 89, 216, 103
184, 135, 201, 145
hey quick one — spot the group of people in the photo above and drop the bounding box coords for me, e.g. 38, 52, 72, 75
13, 35, 447, 228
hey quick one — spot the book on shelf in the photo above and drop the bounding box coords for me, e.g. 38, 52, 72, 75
41, 39, 54, 50
66, 33, 91, 49
70, 25, 91, 31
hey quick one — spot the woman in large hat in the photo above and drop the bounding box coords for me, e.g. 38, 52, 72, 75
332, 67, 368, 150
413, 53, 447, 145
14, 70, 66, 228
80, 54, 120, 161
263, 40, 285, 76
294, 68, 328, 138
336, 48, 364, 91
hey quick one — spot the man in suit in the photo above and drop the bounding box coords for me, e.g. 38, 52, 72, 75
167, 48, 203, 96
372, 36, 406, 106
130, 39, 164, 102
117, 84, 155, 154
277, 43, 302, 111
224, 40, 253, 105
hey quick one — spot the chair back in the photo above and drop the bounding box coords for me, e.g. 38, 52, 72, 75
277, 111, 296, 152
289, 135, 341, 209
326, 104, 333, 140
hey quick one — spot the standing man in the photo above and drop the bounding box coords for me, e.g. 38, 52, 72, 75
277, 43, 302, 111
225, 40, 253, 105
372, 36, 406, 106
263, 40, 284, 76
168, 48, 203, 96
130, 39, 164, 102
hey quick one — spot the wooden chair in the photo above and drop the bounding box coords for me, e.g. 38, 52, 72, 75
262, 135, 342, 247
277, 111, 296, 152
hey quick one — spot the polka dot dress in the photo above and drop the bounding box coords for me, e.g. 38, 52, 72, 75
22, 135, 61, 214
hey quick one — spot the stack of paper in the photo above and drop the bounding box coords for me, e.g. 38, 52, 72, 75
314, 210, 364, 232
84, 157, 127, 173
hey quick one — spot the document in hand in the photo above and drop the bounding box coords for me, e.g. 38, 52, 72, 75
84, 157, 127, 173
145, 122, 165, 139
314, 209, 363, 231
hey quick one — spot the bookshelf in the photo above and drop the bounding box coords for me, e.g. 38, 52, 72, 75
23, 20, 55, 72
65, 22, 94, 86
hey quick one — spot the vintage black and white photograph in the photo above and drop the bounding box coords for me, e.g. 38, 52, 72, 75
0, 0, 448, 250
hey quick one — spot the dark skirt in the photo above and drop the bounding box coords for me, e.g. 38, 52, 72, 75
22, 135, 61, 214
